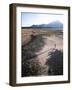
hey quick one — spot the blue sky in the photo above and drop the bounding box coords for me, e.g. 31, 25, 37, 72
21, 12, 64, 27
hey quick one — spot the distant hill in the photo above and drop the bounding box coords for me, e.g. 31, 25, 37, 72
46, 21, 63, 28
22, 21, 63, 30
31, 21, 63, 28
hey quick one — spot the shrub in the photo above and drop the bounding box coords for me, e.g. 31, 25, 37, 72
22, 58, 42, 77
22, 35, 46, 64
46, 49, 63, 75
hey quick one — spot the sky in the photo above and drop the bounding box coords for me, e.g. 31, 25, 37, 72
21, 12, 64, 27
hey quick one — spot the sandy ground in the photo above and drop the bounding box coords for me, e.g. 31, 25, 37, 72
22, 32, 63, 75
36, 35, 63, 66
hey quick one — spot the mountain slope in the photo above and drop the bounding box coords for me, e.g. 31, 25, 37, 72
31, 21, 63, 29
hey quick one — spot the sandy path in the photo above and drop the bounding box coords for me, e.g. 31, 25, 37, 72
36, 35, 63, 66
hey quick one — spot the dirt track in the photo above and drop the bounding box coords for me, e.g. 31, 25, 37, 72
36, 35, 63, 66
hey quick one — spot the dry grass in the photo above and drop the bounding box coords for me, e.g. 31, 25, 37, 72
21, 29, 62, 45
21, 28, 63, 76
